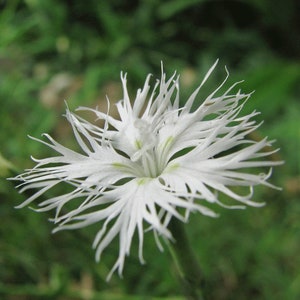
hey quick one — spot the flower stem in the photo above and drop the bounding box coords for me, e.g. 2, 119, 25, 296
167, 218, 205, 300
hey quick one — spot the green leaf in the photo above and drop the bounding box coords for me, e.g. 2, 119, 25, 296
240, 62, 300, 120
0, 152, 16, 177
158, 0, 207, 19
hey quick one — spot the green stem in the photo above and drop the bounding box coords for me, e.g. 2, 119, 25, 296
167, 218, 205, 300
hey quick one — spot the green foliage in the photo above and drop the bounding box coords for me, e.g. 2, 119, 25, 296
0, 0, 299, 299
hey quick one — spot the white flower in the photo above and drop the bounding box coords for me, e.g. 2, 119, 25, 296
14, 61, 282, 280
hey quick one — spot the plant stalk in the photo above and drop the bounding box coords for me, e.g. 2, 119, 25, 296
168, 218, 205, 300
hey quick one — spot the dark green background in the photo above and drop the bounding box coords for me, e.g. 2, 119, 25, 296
1, 0, 299, 299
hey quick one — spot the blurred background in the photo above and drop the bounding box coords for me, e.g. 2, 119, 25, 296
0, 0, 299, 299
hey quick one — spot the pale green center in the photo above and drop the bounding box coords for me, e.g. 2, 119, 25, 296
113, 135, 177, 180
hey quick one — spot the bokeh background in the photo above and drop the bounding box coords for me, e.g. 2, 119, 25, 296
1, 0, 299, 299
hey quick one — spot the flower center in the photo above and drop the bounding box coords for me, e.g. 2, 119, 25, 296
130, 119, 156, 160
130, 119, 161, 178
112, 119, 176, 180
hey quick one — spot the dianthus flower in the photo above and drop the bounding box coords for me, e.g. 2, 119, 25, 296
14, 61, 282, 279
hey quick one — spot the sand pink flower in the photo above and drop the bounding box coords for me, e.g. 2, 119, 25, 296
14, 61, 282, 279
